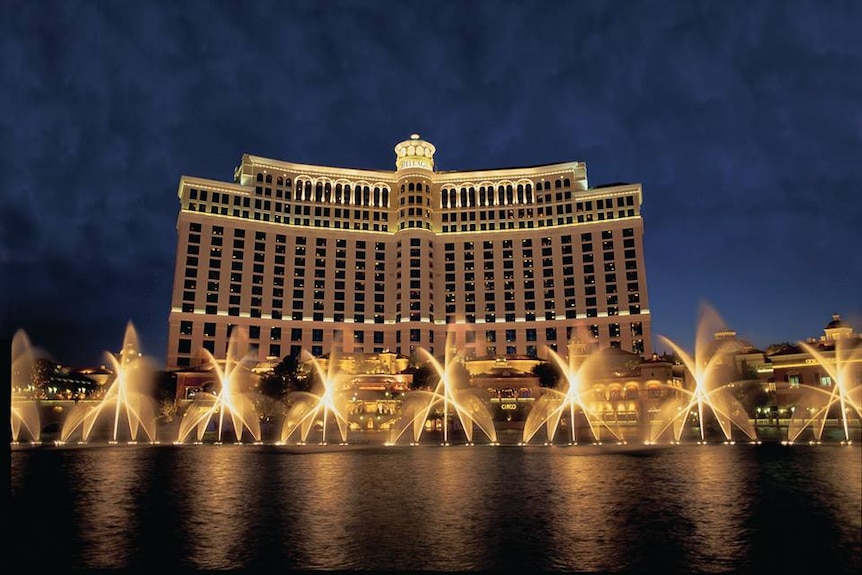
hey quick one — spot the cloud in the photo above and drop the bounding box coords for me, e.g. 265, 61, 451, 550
3, 0, 860, 365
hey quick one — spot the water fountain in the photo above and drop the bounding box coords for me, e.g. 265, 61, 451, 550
279, 351, 351, 445
649, 304, 758, 444
786, 335, 862, 444
521, 342, 626, 445
176, 327, 262, 444
11, 329, 43, 444
59, 321, 158, 444
387, 333, 497, 446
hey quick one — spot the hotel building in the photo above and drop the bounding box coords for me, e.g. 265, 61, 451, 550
166, 135, 652, 369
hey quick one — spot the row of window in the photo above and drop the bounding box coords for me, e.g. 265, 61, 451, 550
185, 203, 635, 233
253, 172, 577, 193
174, 323, 646, 363
178, 321, 644, 343
439, 180, 592, 209
192, 178, 625, 217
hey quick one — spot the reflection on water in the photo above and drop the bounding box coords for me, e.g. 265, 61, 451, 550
10, 444, 862, 572
74, 449, 142, 568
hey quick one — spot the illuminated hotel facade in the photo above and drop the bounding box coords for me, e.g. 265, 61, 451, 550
166, 135, 653, 369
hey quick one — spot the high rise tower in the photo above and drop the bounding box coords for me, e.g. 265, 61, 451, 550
166, 135, 651, 368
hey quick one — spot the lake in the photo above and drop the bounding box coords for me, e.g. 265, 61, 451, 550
10, 441, 862, 572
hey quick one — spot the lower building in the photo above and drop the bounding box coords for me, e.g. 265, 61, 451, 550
762, 314, 861, 426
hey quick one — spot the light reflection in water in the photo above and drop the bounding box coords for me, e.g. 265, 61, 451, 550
287, 454, 355, 569
808, 449, 862, 548
662, 447, 751, 572
542, 453, 636, 572
172, 445, 263, 569
72, 448, 142, 568
10, 444, 862, 572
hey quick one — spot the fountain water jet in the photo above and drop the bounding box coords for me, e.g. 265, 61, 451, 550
11, 330, 43, 444
279, 350, 351, 445
649, 304, 758, 443
388, 333, 497, 446
786, 335, 861, 444
59, 322, 158, 444
176, 327, 262, 444
521, 343, 626, 445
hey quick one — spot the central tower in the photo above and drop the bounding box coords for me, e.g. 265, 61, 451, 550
393, 134, 437, 354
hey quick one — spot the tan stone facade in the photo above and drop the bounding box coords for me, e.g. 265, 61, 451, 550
166, 135, 652, 369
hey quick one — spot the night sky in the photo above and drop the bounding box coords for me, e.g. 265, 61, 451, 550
3, 0, 861, 369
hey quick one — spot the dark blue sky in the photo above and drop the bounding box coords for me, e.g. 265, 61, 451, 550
2, 0, 860, 368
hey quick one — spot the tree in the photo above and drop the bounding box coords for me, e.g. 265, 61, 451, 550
532, 362, 560, 388
766, 341, 796, 355
403, 364, 435, 390
153, 371, 178, 423
258, 369, 288, 400
733, 380, 772, 417
258, 354, 305, 400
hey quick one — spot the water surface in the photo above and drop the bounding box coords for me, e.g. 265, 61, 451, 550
10, 443, 862, 572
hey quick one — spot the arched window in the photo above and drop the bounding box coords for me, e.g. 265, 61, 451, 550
563, 178, 571, 188
315, 182, 323, 202
363, 186, 370, 205
304, 180, 312, 200
468, 187, 476, 207
323, 182, 332, 202
373, 187, 381, 207
382, 188, 389, 207
506, 185, 514, 205
460, 187, 467, 208
517, 184, 524, 205
277, 176, 284, 185
344, 184, 352, 204
266, 174, 273, 184
353, 185, 362, 206
408, 182, 415, 192
498, 185, 505, 205
335, 184, 342, 203
256, 173, 263, 182
525, 184, 533, 203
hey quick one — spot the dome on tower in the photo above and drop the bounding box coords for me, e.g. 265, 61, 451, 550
823, 313, 854, 342
394, 134, 436, 171
826, 313, 851, 330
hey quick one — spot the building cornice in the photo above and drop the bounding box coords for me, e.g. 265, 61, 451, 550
244, 154, 397, 182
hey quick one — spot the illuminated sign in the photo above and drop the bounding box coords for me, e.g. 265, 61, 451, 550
398, 158, 432, 170
500, 403, 518, 410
